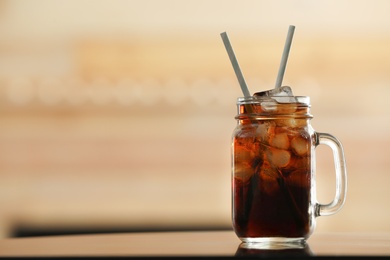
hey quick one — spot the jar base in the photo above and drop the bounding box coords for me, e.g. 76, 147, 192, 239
239, 237, 306, 249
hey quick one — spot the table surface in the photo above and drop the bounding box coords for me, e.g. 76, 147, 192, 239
0, 230, 389, 257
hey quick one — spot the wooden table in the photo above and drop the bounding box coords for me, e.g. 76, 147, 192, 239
0, 230, 389, 257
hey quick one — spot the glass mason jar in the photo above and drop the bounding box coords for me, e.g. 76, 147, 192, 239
231, 95, 347, 245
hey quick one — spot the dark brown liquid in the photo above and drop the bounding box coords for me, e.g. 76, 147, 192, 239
232, 119, 313, 239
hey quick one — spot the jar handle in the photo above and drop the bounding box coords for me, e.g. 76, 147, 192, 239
315, 132, 348, 217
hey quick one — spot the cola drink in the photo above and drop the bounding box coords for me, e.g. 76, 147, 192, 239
232, 92, 316, 242
224, 27, 347, 244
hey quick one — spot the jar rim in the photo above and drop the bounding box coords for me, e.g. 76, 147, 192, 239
237, 96, 310, 105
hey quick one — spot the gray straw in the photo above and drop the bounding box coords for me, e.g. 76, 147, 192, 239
220, 32, 251, 97
274, 25, 295, 89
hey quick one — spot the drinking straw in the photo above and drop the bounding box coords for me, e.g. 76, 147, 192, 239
220, 32, 251, 97
274, 25, 295, 89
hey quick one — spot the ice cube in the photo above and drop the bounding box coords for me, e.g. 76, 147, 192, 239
269, 132, 290, 150
234, 165, 254, 182
291, 136, 309, 156
234, 146, 256, 182
234, 159, 254, 182
255, 121, 276, 143
278, 118, 306, 127
258, 161, 279, 195
253, 86, 293, 97
253, 86, 297, 103
266, 147, 291, 168
280, 154, 310, 177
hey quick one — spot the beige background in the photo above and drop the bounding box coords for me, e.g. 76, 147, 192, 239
0, 0, 389, 237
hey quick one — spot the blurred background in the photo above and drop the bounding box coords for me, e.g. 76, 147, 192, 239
0, 0, 389, 238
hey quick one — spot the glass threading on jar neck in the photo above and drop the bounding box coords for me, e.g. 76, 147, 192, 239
235, 96, 313, 121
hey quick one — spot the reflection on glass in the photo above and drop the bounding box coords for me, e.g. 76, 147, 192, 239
235, 242, 313, 257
